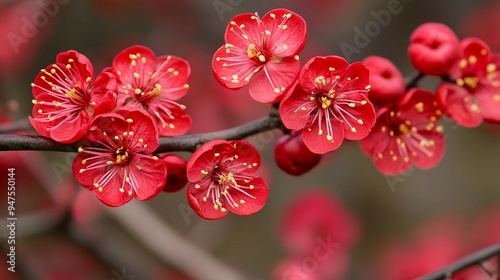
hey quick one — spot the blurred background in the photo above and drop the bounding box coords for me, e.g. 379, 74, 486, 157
1, 0, 500, 279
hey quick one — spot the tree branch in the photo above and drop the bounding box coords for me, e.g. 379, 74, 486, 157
405, 71, 425, 90
418, 244, 500, 280
0, 107, 284, 153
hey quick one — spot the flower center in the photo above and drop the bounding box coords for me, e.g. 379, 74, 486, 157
247, 43, 266, 63
320, 96, 332, 109
457, 76, 480, 89
115, 147, 130, 165
217, 172, 236, 185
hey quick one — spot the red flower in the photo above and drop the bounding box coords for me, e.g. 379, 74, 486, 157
72, 108, 166, 207
279, 189, 360, 256
30, 50, 117, 143
110, 45, 192, 136
362, 55, 406, 107
360, 88, 445, 175
436, 38, 500, 127
279, 56, 376, 154
186, 140, 269, 220
408, 22, 459, 76
212, 8, 307, 103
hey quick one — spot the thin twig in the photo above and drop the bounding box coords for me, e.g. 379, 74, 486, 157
105, 201, 247, 280
405, 71, 425, 90
418, 244, 500, 280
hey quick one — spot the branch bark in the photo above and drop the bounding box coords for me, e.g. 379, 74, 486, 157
418, 244, 500, 280
0, 107, 284, 153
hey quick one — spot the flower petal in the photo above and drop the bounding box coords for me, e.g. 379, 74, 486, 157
155, 55, 191, 100
112, 45, 157, 86
115, 108, 160, 153
49, 110, 90, 143
211, 45, 256, 90
476, 88, 500, 123
299, 56, 349, 94
186, 140, 229, 182
91, 72, 117, 116
436, 83, 482, 127
147, 100, 192, 136
261, 8, 307, 57
56, 50, 94, 87
410, 130, 446, 170
337, 92, 375, 140
187, 182, 227, 220
249, 56, 300, 103
279, 83, 312, 130
128, 157, 167, 201
302, 116, 344, 154
93, 170, 133, 207
228, 176, 268, 216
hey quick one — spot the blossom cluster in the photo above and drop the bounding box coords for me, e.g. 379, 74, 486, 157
211, 10, 499, 177
30, 45, 195, 206
29, 7, 500, 219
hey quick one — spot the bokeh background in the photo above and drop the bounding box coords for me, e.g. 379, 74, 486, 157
1, 0, 500, 279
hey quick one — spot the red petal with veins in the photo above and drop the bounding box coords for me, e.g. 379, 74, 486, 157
261, 8, 307, 57
147, 101, 192, 136
49, 111, 91, 143
211, 44, 255, 90
302, 115, 345, 154
114, 108, 160, 153
187, 182, 227, 220
93, 169, 134, 207
249, 56, 300, 103
56, 50, 94, 87
339, 92, 375, 140
340, 62, 370, 94
186, 140, 229, 182
91, 72, 117, 116
224, 12, 263, 50
228, 176, 268, 216
72, 153, 102, 190
126, 157, 166, 201
156, 55, 191, 100
112, 45, 157, 84
299, 56, 349, 94
436, 83, 482, 127
279, 84, 312, 130
225, 140, 262, 173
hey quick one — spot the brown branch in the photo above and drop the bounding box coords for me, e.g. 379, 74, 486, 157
418, 244, 500, 280
0, 107, 283, 153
